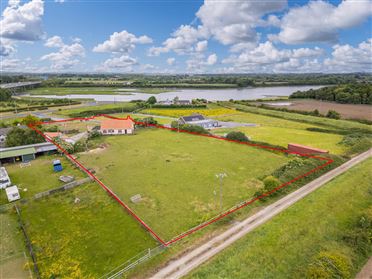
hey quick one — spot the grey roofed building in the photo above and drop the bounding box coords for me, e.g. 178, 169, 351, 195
179, 114, 219, 129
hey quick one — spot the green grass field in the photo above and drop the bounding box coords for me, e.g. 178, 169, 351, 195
76, 128, 290, 240
20, 183, 158, 278
0, 210, 30, 279
0, 155, 86, 205
188, 158, 372, 279
213, 112, 348, 154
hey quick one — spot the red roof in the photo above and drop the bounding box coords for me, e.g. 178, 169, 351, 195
100, 119, 134, 130
44, 132, 62, 139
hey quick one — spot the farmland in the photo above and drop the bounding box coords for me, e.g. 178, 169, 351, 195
27, 87, 170, 95
188, 158, 372, 279
76, 127, 291, 240
260, 99, 372, 121
19, 183, 158, 278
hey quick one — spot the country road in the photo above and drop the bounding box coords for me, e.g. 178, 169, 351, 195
151, 148, 372, 279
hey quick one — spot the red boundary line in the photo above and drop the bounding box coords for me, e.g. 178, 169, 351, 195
28, 114, 333, 247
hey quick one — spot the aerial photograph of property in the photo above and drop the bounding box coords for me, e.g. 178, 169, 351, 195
0, 0, 371, 278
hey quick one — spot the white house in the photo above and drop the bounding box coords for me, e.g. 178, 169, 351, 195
100, 118, 135, 135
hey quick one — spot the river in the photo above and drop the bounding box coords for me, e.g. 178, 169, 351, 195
27, 85, 324, 102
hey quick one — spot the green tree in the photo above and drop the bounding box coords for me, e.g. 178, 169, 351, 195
147, 96, 157, 105
21, 115, 41, 126
0, 88, 11, 101
5, 127, 44, 147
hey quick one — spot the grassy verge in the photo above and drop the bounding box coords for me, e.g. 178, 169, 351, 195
188, 158, 372, 279
19, 183, 158, 278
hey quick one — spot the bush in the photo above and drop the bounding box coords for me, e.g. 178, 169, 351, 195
147, 96, 157, 105
263, 176, 281, 192
326, 110, 341, 119
225, 131, 249, 142
6, 127, 45, 147
306, 251, 352, 279
88, 130, 101, 139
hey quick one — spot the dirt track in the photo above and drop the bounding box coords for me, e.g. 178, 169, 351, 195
151, 149, 372, 279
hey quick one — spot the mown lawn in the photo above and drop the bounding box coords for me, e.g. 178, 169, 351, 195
77, 128, 290, 240
20, 183, 158, 278
213, 112, 347, 154
188, 158, 372, 279
0, 155, 86, 205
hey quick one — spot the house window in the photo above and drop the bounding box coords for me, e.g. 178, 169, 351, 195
118, 130, 122, 133
103, 130, 107, 134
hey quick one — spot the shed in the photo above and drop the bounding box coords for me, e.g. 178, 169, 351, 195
0, 147, 36, 163
53, 160, 63, 172
5, 185, 20, 202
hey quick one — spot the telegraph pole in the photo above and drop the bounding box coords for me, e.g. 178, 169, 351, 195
216, 173, 227, 211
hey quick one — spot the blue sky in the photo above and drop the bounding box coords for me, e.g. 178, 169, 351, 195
0, 0, 371, 73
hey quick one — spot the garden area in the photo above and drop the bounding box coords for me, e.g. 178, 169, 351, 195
0, 155, 86, 205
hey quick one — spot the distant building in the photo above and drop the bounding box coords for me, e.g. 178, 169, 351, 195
156, 98, 191, 106
100, 118, 134, 135
179, 114, 219, 129
288, 143, 329, 154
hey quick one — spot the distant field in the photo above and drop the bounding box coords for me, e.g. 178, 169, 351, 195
27, 87, 171, 95
189, 158, 372, 279
141, 107, 237, 118
76, 128, 290, 240
56, 102, 138, 117
0, 155, 85, 205
20, 183, 158, 278
264, 99, 372, 121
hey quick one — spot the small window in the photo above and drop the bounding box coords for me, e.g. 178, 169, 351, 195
103, 130, 107, 134
118, 130, 122, 133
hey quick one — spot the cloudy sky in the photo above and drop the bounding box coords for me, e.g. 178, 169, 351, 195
0, 0, 371, 73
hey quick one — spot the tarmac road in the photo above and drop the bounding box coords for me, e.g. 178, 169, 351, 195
151, 148, 372, 279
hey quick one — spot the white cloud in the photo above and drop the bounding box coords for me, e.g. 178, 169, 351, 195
272, 0, 372, 44
195, 40, 208, 52
186, 52, 218, 72
167, 57, 176, 66
0, 0, 44, 41
55, 0, 65, 3
324, 38, 372, 72
206, 53, 217, 65
0, 39, 16, 56
196, 0, 286, 45
44, 36, 64, 48
1, 58, 21, 70
101, 55, 138, 71
93, 30, 152, 53
222, 41, 325, 72
148, 25, 208, 56
41, 41, 85, 70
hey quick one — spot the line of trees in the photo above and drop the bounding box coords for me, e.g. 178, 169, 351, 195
290, 84, 372, 104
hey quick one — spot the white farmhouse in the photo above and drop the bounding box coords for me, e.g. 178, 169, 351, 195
100, 118, 135, 135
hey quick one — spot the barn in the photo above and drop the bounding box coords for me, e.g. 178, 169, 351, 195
100, 118, 135, 135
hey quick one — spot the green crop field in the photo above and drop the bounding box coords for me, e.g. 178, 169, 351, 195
188, 158, 372, 279
19, 183, 158, 278
76, 128, 291, 240
0, 155, 86, 205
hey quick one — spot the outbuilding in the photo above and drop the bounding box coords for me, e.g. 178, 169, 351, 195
5, 185, 20, 202
179, 114, 219, 129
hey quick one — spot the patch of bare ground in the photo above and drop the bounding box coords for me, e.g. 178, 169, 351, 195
263, 99, 372, 121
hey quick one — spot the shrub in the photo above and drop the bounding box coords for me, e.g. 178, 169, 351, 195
225, 131, 249, 142
326, 110, 341, 119
262, 176, 281, 192
306, 251, 352, 279
147, 96, 157, 105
